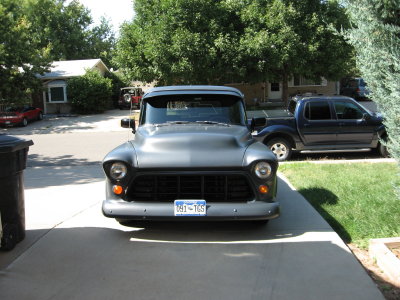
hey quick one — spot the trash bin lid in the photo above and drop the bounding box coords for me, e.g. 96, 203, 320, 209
0, 134, 34, 153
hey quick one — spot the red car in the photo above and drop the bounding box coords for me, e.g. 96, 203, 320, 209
0, 106, 43, 127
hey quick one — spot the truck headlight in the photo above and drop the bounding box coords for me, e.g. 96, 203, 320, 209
254, 162, 272, 179
110, 162, 128, 180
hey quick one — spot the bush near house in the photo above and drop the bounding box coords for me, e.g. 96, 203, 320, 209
68, 70, 113, 114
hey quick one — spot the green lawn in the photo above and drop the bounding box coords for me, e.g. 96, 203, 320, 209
279, 162, 400, 248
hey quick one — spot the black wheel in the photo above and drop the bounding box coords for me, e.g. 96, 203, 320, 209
266, 137, 292, 161
37, 112, 43, 120
21, 118, 28, 127
253, 219, 269, 226
1, 224, 18, 251
123, 94, 131, 103
116, 218, 137, 226
377, 143, 390, 158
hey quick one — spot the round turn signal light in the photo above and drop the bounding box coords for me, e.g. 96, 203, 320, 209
113, 185, 124, 195
259, 185, 269, 194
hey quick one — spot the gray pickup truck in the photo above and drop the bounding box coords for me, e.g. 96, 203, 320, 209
253, 96, 388, 161
102, 85, 280, 224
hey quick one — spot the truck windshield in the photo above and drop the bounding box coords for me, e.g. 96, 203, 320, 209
141, 94, 247, 126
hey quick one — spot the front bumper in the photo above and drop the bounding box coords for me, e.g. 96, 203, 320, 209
102, 199, 280, 221
0, 118, 21, 126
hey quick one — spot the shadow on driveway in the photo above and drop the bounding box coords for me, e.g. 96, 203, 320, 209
27, 154, 100, 168
0, 225, 383, 300
24, 164, 104, 189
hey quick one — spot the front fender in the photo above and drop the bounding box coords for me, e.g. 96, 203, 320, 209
242, 142, 278, 168
376, 124, 387, 139
102, 141, 137, 168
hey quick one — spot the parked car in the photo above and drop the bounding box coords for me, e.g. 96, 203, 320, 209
102, 85, 280, 224
0, 106, 43, 127
340, 78, 370, 100
253, 96, 388, 161
118, 87, 144, 110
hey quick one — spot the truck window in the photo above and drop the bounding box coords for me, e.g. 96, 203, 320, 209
304, 102, 331, 120
334, 102, 364, 119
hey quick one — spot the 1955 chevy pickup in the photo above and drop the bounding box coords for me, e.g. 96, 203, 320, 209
102, 85, 280, 224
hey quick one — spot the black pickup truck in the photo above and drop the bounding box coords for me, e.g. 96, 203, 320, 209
253, 96, 388, 161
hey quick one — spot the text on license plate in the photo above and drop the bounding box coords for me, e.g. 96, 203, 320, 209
174, 200, 206, 216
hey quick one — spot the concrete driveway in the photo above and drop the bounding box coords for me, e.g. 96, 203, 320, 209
0, 166, 384, 299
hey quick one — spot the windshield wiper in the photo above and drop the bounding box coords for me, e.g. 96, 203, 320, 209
166, 121, 191, 124
195, 121, 230, 126
152, 121, 191, 127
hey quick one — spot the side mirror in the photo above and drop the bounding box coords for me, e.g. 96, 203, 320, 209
250, 117, 266, 131
362, 113, 371, 121
121, 118, 136, 133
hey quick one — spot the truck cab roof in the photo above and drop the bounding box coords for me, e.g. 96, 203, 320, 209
143, 85, 244, 99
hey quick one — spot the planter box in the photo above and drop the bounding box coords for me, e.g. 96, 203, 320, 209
369, 237, 400, 286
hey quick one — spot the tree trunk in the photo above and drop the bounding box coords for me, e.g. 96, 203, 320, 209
281, 69, 289, 107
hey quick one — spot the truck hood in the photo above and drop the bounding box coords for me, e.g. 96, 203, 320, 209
133, 124, 254, 168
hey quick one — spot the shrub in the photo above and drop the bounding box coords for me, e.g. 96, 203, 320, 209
68, 70, 113, 114
345, 0, 400, 195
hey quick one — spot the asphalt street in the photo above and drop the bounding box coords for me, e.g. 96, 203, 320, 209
0, 109, 386, 299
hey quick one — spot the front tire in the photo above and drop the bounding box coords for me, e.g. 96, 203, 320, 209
266, 138, 292, 161
378, 143, 389, 158
252, 219, 269, 226
21, 118, 28, 127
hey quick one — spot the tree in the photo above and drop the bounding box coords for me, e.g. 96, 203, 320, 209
236, 0, 353, 105
114, 0, 244, 85
24, 0, 116, 66
86, 17, 116, 68
345, 1, 400, 176
114, 0, 352, 105
0, 0, 116, 106
0, 0, 51, 105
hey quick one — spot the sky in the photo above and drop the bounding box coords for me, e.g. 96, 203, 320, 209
76, 0, 135, 33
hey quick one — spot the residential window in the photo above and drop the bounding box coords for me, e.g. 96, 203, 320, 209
47, 81, 67, 103
50, 87, 64, 101
270, 83, 280, 91
291, 75, 327, 87
304, 102, 331, 120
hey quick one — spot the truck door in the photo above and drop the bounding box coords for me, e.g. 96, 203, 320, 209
299, 101, 337, 145
334, 101, 375, 145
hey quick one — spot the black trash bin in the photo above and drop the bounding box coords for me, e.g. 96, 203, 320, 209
0, 135, 33, 251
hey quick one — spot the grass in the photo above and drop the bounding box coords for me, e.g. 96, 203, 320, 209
279, 162, 400, 248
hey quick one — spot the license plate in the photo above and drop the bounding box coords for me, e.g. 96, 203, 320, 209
174, 200, 206, 216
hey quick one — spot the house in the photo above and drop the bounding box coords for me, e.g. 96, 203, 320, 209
226, 76, 339, 107
35, 59, 109, 114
